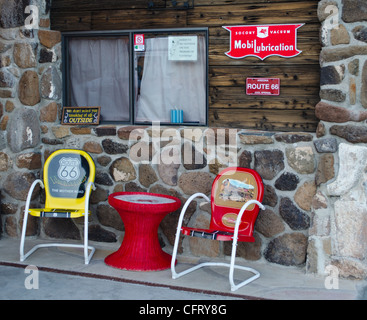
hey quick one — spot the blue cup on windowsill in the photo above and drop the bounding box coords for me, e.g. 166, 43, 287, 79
170, 109, 183, 123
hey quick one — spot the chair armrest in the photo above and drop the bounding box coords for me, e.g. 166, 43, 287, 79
24, 179, 44, 213
234, 200, 265, 239
176, 192, 210, 231
85, 181, 96, 196
84, 181, 96, 213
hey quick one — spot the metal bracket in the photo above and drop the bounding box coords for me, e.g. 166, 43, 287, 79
148, 0, 194, 10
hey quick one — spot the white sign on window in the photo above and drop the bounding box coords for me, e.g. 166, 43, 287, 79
168, 36, 197, 61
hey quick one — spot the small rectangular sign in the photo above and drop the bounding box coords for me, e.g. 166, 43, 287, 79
246, 78, 280, 96
61, 107, 101, 125
134, 34, 145, 51
168, 36, 197, 61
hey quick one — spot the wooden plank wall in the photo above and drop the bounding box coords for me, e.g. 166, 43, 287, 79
50, 0, 320, 132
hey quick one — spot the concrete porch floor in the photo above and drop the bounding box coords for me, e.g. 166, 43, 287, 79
0, 236, 363, 300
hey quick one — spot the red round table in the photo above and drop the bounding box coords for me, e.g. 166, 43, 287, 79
105, 192, 181, 271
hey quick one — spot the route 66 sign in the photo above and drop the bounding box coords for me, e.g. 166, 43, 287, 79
57, 157, 81, 182
48, 153, 90, 199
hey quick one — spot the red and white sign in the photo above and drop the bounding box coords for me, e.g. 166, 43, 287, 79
134, 34, 145, 51
246, 78, 280, 96
223, 24, 303, 60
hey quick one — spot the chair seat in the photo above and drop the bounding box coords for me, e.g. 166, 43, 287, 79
29, 208, 90, 218
181, 226, 255, 242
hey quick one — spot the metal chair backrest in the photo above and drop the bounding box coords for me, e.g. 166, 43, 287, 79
210, 167, 264, 237
43, 149, 96, 210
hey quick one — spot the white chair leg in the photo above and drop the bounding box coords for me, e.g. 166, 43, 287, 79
83, 209, 95, 265
228, 199, 265, 291
171, 193, 210, 279
20, 179, 43, 262
84, 206, 89, 264
20, 180, 96, 265
228, 234, 260, 291
19, 209, 29, 262
84, 181, 96, 264
170, 225, 181, 279
172, 198, 265, 291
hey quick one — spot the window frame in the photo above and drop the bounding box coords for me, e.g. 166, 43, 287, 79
62, 28, 209, 127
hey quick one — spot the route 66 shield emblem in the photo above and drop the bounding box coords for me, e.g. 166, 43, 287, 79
57, 157, 81, 182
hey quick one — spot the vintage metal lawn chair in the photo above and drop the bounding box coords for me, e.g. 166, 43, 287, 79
20, 149, 96, 264
171, 167, 265, 291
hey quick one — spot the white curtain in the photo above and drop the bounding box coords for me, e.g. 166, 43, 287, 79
69, 38, 130, 122
135, 36, 206, 124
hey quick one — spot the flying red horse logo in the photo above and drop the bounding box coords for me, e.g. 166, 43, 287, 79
257, 27, 269, 38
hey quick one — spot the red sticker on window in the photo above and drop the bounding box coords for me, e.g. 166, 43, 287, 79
134, 34, 145, 51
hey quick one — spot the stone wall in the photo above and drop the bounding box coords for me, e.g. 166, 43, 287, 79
306, 0, 367, 279
0, 0, 366, 278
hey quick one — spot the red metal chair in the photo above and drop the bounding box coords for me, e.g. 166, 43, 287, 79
171, 167, 265, 291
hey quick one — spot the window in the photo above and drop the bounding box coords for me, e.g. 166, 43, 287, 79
66, 35, 130, 122
62, 29, 208, 126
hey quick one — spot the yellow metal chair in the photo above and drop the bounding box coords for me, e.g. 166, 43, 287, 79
20, 149, 96, 264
